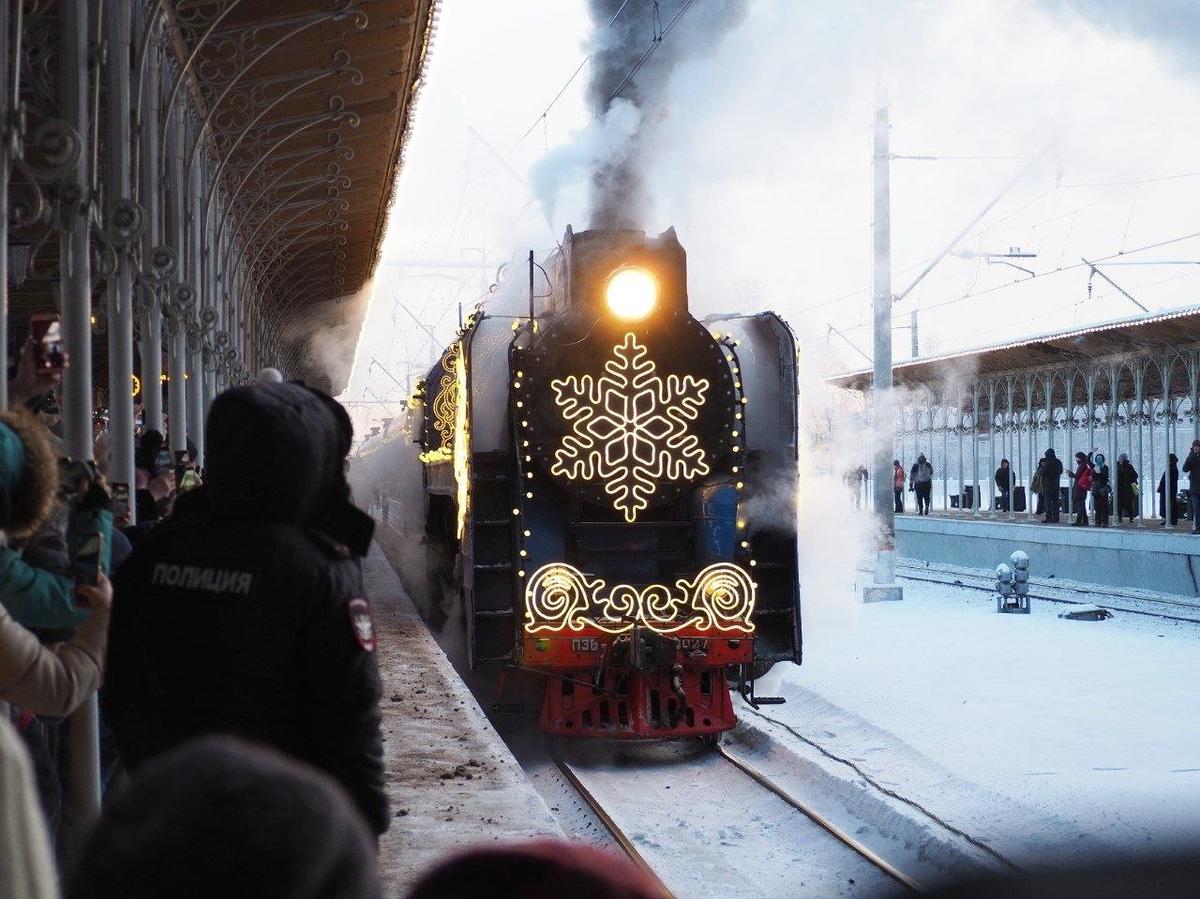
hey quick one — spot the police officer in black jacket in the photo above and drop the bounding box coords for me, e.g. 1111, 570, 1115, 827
103, 383, 388, 836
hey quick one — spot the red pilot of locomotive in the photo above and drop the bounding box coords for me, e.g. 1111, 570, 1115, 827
413, 226, 801, 739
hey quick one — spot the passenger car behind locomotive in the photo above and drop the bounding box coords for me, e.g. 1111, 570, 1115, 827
413, 226, 800, 739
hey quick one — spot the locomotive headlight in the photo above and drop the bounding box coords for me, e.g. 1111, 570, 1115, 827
605, 267, 657, 321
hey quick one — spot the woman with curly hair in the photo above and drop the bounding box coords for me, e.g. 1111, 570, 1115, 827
0, 408, 110, 717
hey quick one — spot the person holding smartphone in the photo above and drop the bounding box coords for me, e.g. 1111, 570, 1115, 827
0, 409, 111, 716
7, 319, 65, 411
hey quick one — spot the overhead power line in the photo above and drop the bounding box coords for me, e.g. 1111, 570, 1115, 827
509, 0, 648, 151
837, 228, 1200, 333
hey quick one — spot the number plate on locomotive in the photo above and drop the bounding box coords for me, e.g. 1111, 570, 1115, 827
680, 638, 709, 657
570, 638, 601, 652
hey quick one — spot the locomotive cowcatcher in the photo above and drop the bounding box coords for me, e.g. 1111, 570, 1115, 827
413, 226, 801, 738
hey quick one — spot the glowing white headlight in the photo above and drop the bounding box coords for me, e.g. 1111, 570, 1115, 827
605, 267, 658, 321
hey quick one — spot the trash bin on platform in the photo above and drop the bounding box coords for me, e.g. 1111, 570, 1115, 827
1013, 485, 1027, 512
962, 485, 976, 510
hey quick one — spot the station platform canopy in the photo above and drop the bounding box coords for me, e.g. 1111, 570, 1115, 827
829, 303, 1200, 406
6, 0, 439, 394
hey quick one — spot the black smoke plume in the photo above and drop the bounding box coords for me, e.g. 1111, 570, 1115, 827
585, 0, 747, 229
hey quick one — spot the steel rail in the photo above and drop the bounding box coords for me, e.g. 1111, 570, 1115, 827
552, 757, 675, 899
891, 565, 1200, 624
714, 745, 924, 894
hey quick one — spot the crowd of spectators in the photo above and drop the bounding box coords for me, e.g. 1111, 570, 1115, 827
852, 444, 1200, 531
0, 334, 659, 898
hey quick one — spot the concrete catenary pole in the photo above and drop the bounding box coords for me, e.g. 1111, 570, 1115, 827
60, 0, 101, 827
864, 86, 903, 602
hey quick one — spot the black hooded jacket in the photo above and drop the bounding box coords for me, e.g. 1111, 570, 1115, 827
103, 384, 388, 835
1043, 449, 1063, 485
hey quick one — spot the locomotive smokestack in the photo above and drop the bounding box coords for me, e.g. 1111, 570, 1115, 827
583, 0, 747, 230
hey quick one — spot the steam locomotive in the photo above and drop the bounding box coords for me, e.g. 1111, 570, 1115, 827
410, 226, 800, 739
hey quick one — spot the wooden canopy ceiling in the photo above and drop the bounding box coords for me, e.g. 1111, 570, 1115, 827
178, 0, 437, 312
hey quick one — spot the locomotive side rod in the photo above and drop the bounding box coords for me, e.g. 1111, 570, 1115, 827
714, 744, 925, 894
553, 757, 677, 899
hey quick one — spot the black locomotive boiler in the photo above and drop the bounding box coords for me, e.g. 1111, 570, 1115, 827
411, 226, 801, 738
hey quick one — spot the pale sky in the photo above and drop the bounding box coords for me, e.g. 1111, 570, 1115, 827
342, 0, 1200, 430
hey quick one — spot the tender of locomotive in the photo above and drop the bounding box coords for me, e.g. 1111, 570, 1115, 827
413, 226, 800, 739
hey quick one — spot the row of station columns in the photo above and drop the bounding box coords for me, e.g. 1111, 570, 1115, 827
0, 0, 266, 830
885, 362, 1200, 522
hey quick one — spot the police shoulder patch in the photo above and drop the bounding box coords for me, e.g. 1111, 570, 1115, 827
347, 598, 376, 652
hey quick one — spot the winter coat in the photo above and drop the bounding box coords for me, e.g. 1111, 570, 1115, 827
893, 466, 905, 489
104, 384, 389, 837
1157, 464, 1178, 497
1116, 461, 1138, 497
1043, 454, 1063, 485
995, 467, 1012, 491
1183, 451, 1200, 492
0, 544, 88, 629
911, 460, 933, 486
0, 409, 88, 630
1092, 463, 1110, 494
0, 718, 57, 899
0, 594, 107, 717
1072, 462, 1093, 491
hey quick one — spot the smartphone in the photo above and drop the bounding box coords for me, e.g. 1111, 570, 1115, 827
30, 312, 66, 373
112, 482, 130, 521
69, 531, 104, 589
174, 450, 188, 488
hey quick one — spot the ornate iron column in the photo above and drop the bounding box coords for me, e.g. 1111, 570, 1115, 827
0, 0, 9, 410
1024, 375, 1034, 519
137, 7, 164, 433
59, 0, 100, 829
165, 103, 188, 454
105, 0, 138, 515
1135, 363, 1145, 524
971, 383, 980, 518
186, 155, 204, 460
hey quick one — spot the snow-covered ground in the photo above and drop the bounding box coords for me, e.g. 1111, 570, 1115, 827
754, 576, 1200, 867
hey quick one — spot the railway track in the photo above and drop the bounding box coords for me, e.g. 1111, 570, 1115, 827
554, 744, 924, 897
891, 564, 1200, 625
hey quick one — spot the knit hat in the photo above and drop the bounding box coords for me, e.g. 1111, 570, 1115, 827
408, 840, 662, 899
66, 736, 382, 899
0, 410, 59, 538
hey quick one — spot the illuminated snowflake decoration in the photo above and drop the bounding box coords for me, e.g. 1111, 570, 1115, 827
550, 332, 710, 522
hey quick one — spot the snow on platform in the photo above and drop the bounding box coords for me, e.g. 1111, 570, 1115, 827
753, 576, 1200, 871
364, 543, 563, 895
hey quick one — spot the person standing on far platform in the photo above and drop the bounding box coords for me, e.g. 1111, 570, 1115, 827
1092, 453, 1111, 528
1032, 459, 1045, 516
103, 383, 389, 836
910, 454, 933, 516
994, 459, 1012, 512
893, 460, 905, 513
1068, 452, 1093, 526
1041, 449, 1063, 523
1159, 453, 1179, 526
1183, 440, 1200, 533
1116, 454, 1138, 522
